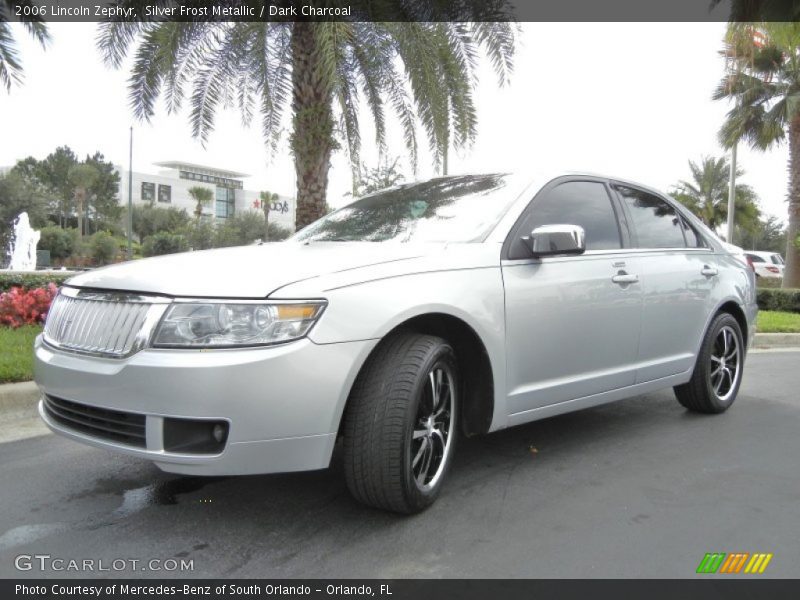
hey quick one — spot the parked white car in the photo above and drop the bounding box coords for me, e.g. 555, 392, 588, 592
35, 172, 758, 513
744, 251, 784, 279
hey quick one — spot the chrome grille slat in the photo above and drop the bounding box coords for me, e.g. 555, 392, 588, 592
85, 301, 105, 350
90, 301, 114, 352
95, 304, 114, 351
112, 304, 136, 354
54, 296, 73, 341
78, 300, 98, 349
44, 288, 167, 358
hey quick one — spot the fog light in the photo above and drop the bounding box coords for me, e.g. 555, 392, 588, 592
163, 418, 229, 454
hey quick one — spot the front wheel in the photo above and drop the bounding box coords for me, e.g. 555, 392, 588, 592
674, 313, 744, 414
343, 332, 458, 514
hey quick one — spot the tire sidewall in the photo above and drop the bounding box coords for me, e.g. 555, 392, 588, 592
700, 314, 744, 412
401, 342, 458, 511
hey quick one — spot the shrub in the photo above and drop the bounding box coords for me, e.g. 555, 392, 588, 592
38, 226, 79, 260
756, 288, 800, 313
215, 211, 266, 247
0, 284, 58, 328
215, 211, 292, 247
89, 231, 119, 266
266, 221, 292, 242
142, 232, 189, 257
0, 272, 72, 293
131, 204, 191, 240
180, 220, 216, 251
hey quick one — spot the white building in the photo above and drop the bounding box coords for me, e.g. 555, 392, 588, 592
118, 161, 295, 231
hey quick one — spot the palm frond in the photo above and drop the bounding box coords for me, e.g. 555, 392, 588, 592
0, 0, 49, 91
99, 13, 516, 181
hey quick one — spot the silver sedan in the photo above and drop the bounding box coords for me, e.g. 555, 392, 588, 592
35, 172, 757, 513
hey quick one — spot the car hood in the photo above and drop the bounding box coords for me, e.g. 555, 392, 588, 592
64, 242, 441, 298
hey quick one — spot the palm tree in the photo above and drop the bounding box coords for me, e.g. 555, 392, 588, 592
670, 156, 760, 236
188, 186, 214, 220
259, 191, 279, 242
96, 6, 516, 229
68, 164, 98, 238
713, 22, 800, 287
0, 0, 49, 91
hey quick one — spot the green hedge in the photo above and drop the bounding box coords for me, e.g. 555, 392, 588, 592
757, 288, 800, 313
0, 271, 73, 293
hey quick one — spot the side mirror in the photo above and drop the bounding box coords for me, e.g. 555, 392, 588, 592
524, 224, 586, 257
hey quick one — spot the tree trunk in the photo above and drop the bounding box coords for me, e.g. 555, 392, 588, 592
291, 23, 334, 231
783, 116, 800, 288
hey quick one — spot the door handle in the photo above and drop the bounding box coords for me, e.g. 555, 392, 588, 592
612, 271, 639, 285
701, 265, 719, 277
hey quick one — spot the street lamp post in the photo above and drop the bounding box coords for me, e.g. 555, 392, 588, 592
727, 142, 737, 243
127, 126, 133, 260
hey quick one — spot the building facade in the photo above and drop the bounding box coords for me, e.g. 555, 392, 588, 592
118, 161, 295, 232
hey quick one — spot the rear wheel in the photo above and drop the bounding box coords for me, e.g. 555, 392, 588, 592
343, 332, 457, 514
674, 313, 744, 414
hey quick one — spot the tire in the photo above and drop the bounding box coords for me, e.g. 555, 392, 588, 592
674, 312, 744, 414
343, 332, 458, 514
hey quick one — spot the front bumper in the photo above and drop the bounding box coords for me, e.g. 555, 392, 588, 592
34, 335, 377, 475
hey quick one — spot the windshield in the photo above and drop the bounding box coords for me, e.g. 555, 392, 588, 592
293, 174, 520, 243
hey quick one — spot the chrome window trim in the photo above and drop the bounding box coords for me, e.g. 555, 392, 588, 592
501, 247, 715, 264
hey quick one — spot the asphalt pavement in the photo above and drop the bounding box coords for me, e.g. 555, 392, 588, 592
1, 351, 798, 579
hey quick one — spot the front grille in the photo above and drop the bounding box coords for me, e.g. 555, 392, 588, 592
44, 288, 168, 358
43, 395, 147, 448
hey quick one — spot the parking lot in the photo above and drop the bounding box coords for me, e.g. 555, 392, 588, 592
1, 351, 798, 579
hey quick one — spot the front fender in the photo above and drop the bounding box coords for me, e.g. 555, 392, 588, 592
275, 267, 509, 431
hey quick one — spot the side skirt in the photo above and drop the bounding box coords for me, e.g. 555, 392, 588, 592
506, 369, 692, 428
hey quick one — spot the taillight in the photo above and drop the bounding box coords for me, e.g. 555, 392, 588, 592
766, 266, 780, 274
746, 256, 755, 271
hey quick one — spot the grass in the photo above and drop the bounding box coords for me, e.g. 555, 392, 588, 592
757, 311, 800, 334
0, 325, 42, 384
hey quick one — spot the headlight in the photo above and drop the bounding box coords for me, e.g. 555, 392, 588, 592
152, 301, 326, 348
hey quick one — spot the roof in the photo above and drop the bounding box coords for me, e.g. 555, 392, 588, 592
153, 161, 250, 179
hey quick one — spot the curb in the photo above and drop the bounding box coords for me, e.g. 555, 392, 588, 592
0, 381, 40, 418
753, 332, 800, 349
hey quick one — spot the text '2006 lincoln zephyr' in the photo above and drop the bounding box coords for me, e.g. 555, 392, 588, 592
35, 172, 757, 513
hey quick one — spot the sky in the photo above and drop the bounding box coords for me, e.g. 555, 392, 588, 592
0, 22, 790, 222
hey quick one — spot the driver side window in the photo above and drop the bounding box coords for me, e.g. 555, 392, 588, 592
509, 181, 622, 259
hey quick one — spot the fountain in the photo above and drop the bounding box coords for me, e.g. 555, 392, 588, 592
6, 212, 41, 271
